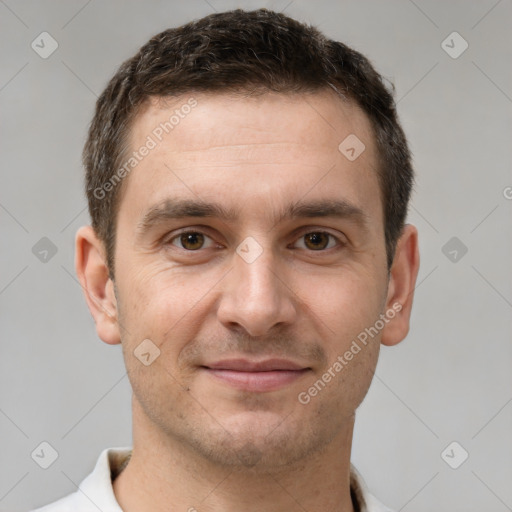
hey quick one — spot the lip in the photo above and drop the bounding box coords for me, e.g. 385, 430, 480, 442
205, 358, 307, 372
201, 359, 311, 392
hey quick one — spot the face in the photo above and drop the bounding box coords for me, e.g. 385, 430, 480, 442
111, 91, 391, 470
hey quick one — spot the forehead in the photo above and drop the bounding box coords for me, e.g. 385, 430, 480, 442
119, 90, 382, 229
132, 90, 374, 156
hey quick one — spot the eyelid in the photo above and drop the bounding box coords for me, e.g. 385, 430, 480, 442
165, 228, 217, 249
291, 229, 345, 250
165, 226, 346, 252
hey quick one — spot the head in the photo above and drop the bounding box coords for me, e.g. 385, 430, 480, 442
77, 9, 419, 470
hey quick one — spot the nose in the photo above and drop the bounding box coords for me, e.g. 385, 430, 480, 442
216, 241, 297, 337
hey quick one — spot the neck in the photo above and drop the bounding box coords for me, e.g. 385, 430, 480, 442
113, 398, 356, 512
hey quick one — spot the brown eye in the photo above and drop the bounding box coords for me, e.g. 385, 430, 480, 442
173, 232, 207, 250
294, 231, 339, 251
303, 232, 330, 250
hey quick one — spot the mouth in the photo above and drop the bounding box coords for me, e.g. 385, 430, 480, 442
200, 358, 311, 392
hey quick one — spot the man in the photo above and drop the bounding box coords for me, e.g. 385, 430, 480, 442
33, 8, 419, 512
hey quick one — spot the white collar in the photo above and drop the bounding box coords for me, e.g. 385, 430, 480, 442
34, 447, 394, 512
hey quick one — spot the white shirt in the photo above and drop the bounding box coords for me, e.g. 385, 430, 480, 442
31, 447, 395, 512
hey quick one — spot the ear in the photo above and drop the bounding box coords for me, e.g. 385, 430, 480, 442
381, 224, 420, 347
75, 225, 121, 345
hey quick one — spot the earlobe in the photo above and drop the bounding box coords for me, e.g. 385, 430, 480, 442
381, 224, 420, 347
75, 226, 121, 345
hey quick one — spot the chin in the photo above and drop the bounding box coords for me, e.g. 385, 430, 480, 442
180, 409, 337, 472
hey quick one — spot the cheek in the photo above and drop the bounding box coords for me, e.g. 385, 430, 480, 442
119, 264, 201, 330
303, 265, 386, 335
116, 264, 222, 375
302, 266, 386, 400
334, 339, 380, 411
116, 268, 202, 415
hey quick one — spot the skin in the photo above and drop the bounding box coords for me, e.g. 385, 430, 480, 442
76, 90, 419, 512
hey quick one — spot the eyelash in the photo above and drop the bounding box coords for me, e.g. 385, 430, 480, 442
164, 229, 345, 253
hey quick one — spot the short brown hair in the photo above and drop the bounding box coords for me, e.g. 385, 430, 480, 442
83, 8, 414, 277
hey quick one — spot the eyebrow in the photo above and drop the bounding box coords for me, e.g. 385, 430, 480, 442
136, 197, 370, 235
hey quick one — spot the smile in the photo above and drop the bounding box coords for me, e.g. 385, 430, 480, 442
201, 359, 311, 392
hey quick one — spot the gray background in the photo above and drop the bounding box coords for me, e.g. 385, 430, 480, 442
1, 0, 511, 511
